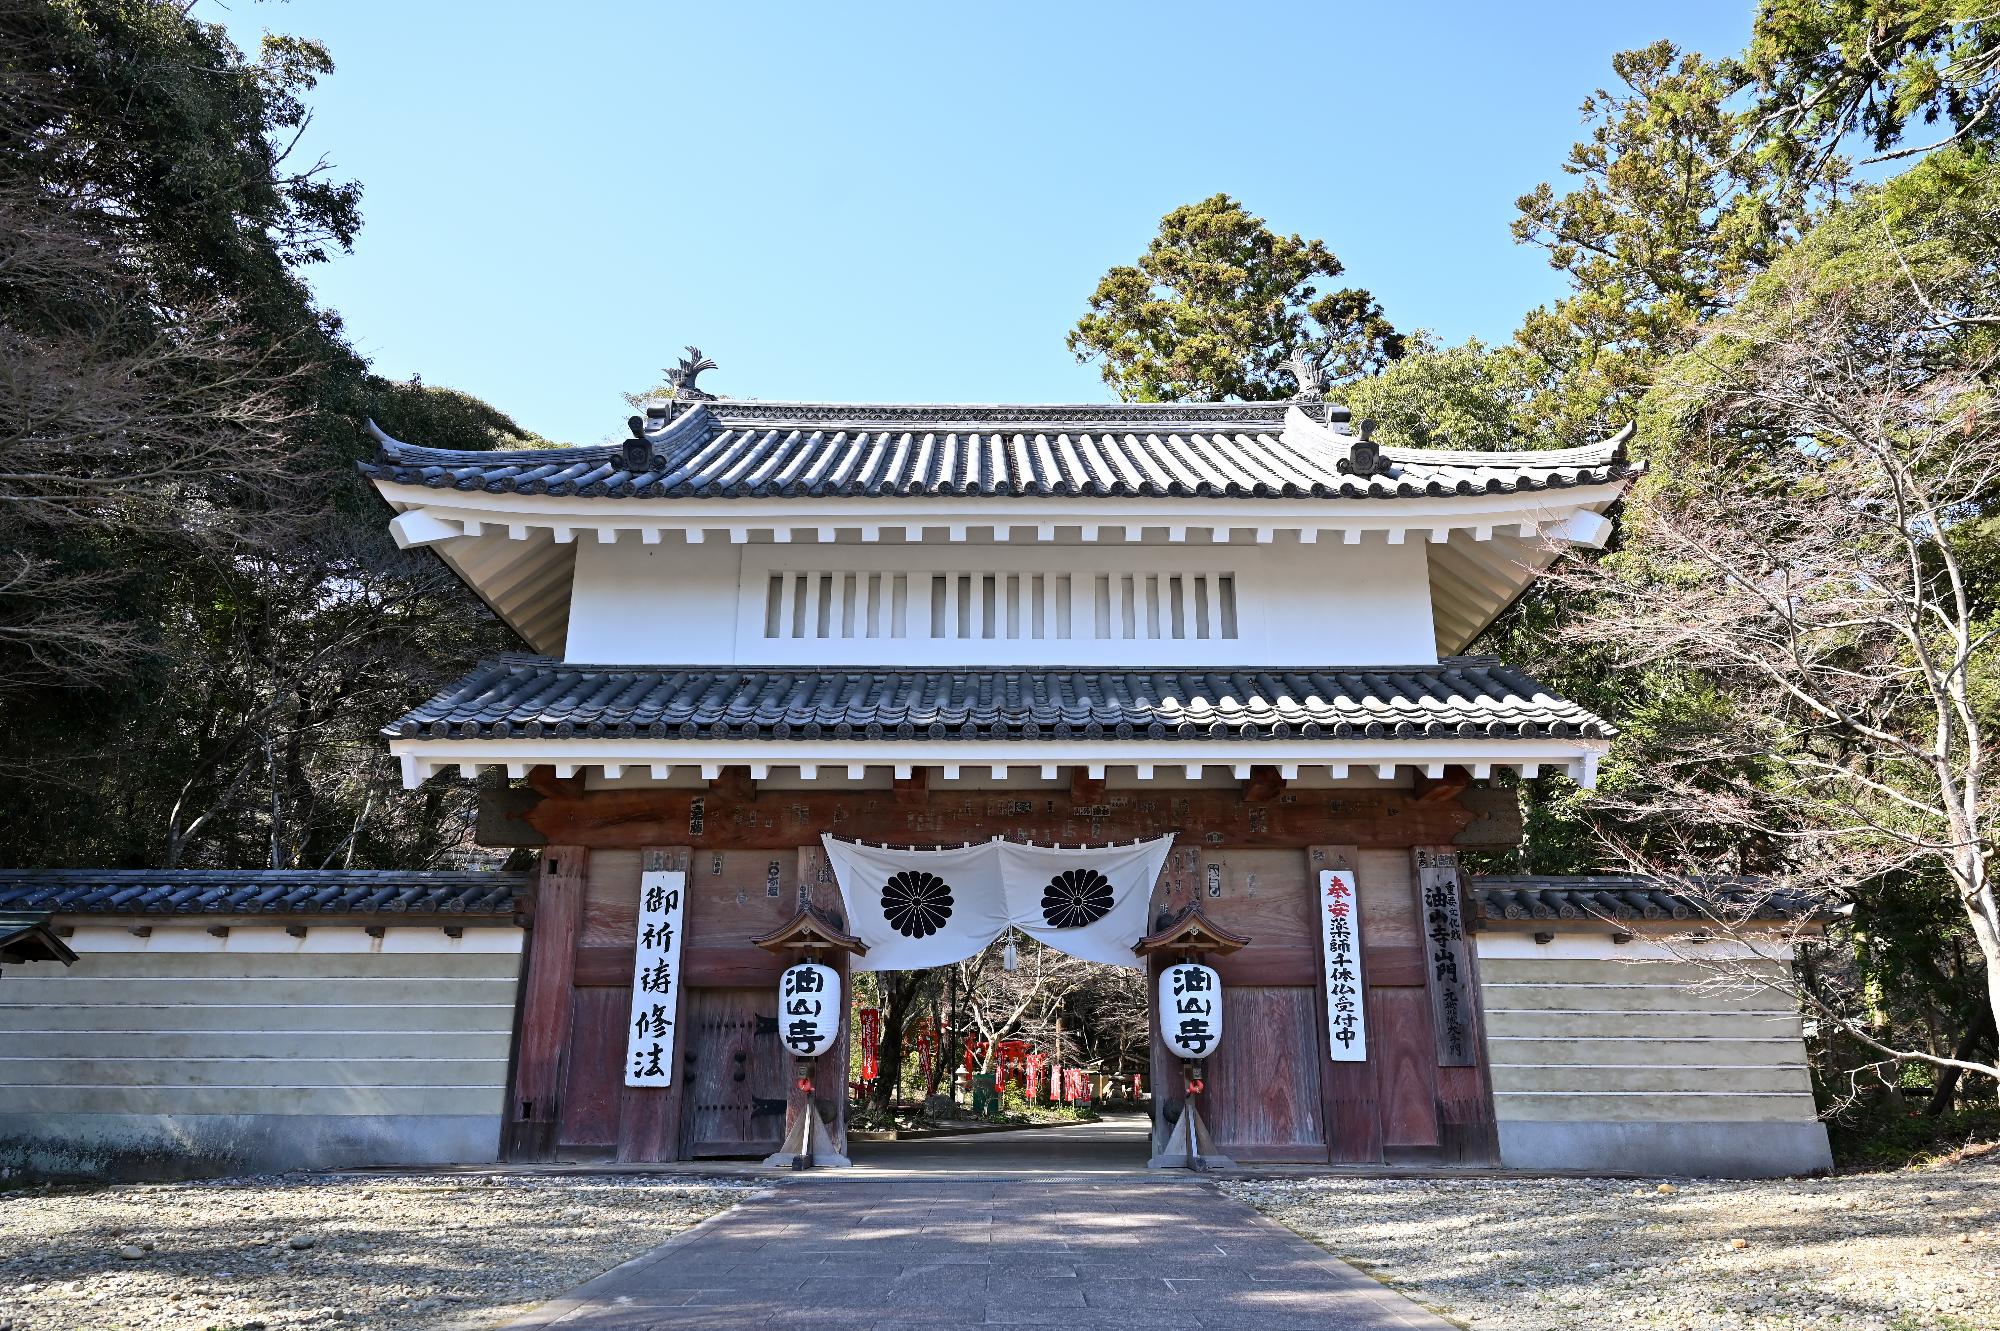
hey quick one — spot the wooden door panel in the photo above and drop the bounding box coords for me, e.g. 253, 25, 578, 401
556, 987, 628, 1151
685, 850, 798, 942
1206, 985, 1322, 1160
1373, 985, 1441, 1148
580, 848, 644, 947
680, 987, 787, 1157
1197, 850, 1314, 947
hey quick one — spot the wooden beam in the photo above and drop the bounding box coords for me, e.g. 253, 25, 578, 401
706, 765, 757, 803
1413, 765, 1472, 803
1069, 767, 1106, 805
1243, 764, 1286, 803
526, 765, 584, 800
525, 783, 1478, 850
892, 767, 929, 805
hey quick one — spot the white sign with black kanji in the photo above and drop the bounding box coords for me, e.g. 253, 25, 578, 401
625, 869, 687, 1087
1320, 868, 1367, 1062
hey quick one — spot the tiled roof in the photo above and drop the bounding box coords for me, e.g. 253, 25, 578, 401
386, 655, 1612, 743
0, 911, 76, 965
0, 870, 528, 918
360, 401, 1639, 502
1471, 875, 1812, 923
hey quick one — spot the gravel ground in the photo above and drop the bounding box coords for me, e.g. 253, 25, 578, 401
0, 1173, 754, 1331
1224, 1157, 1999, 1331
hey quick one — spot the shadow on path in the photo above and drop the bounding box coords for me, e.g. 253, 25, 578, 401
501, 1162, 1459, 1330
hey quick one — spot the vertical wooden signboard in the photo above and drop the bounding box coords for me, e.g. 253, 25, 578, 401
1414, 849, 1474, 1066
625, 866, 688, 1085
1319, 868, 1367, 1061
1310, 845, 1379, 1164
618, 846, 691, 1162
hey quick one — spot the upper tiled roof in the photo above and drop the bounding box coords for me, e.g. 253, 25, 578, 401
385, 655, 1612, 742
1472, 875, 1812, 923
360, 401, 1639, 502
0, 870, 528, 918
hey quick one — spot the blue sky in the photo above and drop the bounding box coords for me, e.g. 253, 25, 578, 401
210, 1, 1756, 444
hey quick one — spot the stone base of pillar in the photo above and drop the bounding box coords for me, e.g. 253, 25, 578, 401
1148, 1100, 1233, 1170
764, 1102, 850, 1169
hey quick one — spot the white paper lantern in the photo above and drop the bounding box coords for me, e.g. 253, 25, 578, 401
778, 962, 840, 1058
1158, 962, 1222, 1060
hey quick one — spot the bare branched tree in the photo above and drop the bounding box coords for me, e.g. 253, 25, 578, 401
0, 176, 309, 689
1555, 258, 2000, 1092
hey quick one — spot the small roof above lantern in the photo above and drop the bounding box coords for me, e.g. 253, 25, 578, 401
1132, 900, 1250, 960
752, 901, 867, 958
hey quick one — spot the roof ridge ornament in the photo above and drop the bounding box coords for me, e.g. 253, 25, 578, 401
1283, 344, 1329, 404
666, 346, 718, 402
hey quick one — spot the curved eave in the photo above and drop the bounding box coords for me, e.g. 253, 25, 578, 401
373, 475, 1632, 660
387, 737, 1609, 791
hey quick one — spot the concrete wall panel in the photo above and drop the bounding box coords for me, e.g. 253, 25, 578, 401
1477, 934, 1829, 1176
0, 927, 521, 1181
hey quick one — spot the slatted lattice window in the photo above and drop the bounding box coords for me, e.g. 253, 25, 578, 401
764, 572, 909, 639
761, 571, 1236, 642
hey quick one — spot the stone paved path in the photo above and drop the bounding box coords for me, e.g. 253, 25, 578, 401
503, 1176, 1458, 1330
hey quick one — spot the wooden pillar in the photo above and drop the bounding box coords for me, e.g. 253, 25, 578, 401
618, 844, 692, 1162
507, 846, 588, 1160
1420, 847, 1499, 1163
1310, 844, 1381, 1163
792, 843, 851, 1157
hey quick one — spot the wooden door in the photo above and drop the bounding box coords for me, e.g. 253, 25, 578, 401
1205, 986, 1323, 1159
1163, 849, 1326, 1163
555, 987, 629, 1152
680, 987, 788, 1157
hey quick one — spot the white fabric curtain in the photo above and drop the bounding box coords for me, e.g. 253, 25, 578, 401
822, 834, 1173, 971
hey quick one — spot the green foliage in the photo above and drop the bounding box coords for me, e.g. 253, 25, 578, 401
1338, 337, 1524, 451
0, 0, 361, 318
1570, 148, 2000, 1096
1748, 0, 2000, 172
0, 2, 526, 870
1067, 193, 1403, 402
1507, 41, 1840, 444
1825, 1100, 2000, 1170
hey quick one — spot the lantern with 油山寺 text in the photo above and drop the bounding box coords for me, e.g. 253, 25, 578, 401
778, 963, 839, 1058
1159, 962, 1222, 1061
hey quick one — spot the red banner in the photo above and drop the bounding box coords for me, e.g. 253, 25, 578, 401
858, 1006, 881, 1082
913, 1018, 935, 1089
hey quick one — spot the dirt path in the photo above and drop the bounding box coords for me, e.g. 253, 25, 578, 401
0, 1173, 751, 1331
1225, 1159, 1999, 1331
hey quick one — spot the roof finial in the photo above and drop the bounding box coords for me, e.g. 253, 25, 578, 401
1283, 344, 1328, 403
666, 346, 718, 401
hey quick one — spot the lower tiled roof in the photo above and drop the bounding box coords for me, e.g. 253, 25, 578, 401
0, 911, 76, 964
1472, 875, 1811, 923
0, 870, 528, 918
387, 656, 1612, 743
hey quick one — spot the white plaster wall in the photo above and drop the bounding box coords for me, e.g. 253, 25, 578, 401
560, 536, 1438, 667
563, 538, 742, 663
